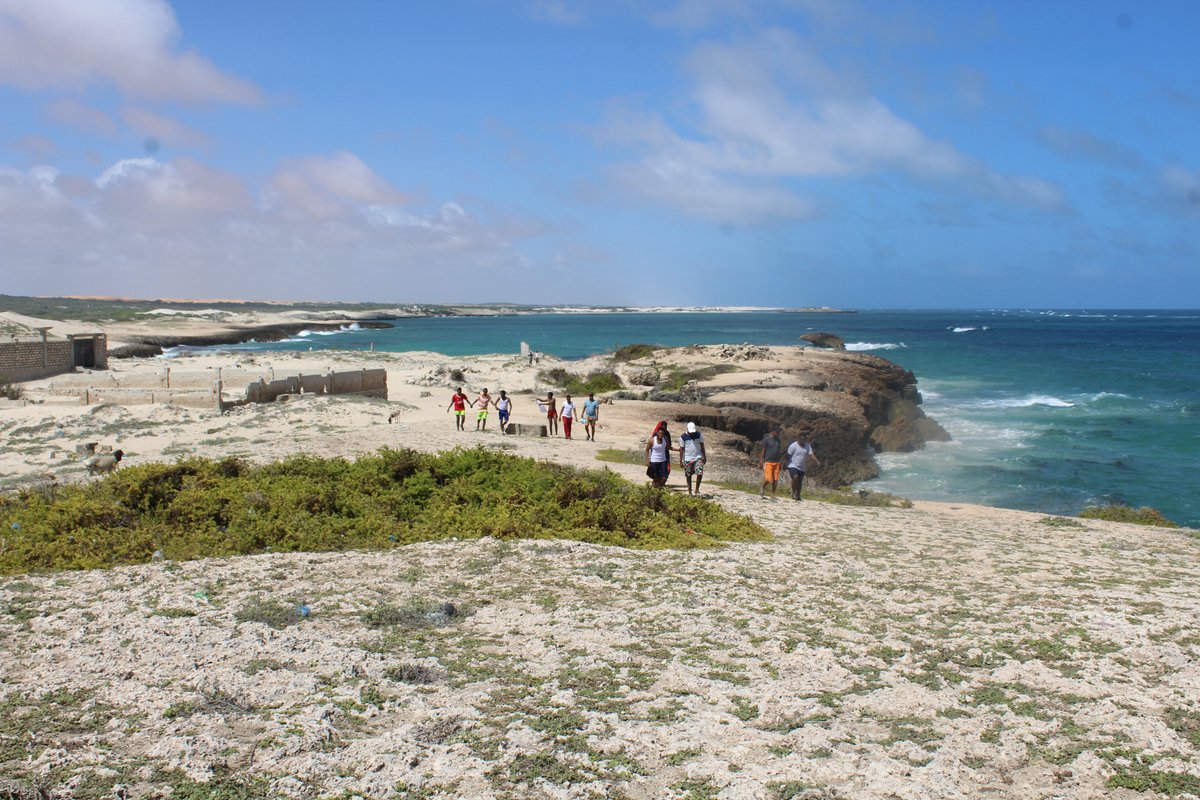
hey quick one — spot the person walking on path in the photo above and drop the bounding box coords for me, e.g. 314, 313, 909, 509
495, 390, 513, 434
536, 392, 559, 436
447, 387, 469, 431
473, 388, 494, 432
582, 392, 601, 441
645, 420, 672, 488
786, 431, 821, 501
679, 421, 707, 496
560, 394, 577, 439
758, 425, 784, 498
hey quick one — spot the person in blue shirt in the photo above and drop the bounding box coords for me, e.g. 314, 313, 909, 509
582, 392, 601, 441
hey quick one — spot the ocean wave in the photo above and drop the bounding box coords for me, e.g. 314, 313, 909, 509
949, 326, 989, 333
845, 341, 906, 351
967, 395, 1075, 409
299, 323, 362, 336
1086, 391, 1133, 403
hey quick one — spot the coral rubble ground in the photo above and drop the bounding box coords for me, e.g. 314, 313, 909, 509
1, 494, 1198, 798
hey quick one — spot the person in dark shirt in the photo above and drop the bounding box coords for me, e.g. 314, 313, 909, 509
758, 425, 783, 498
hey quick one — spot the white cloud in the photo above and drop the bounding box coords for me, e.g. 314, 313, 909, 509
0, 152, 547, 299
1158, 165, 1200, 218
0, 0, 260, 104
266, 152, 409, 220
120, 106, 212, 149
1037, 124, 1145, 171
45, 98, 118, 134
602, 29, 1064, 223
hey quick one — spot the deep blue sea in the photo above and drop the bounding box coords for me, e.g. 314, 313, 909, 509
185, 310, 1200, 527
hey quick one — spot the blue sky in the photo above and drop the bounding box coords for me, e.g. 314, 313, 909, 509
1, 0, 1197, 308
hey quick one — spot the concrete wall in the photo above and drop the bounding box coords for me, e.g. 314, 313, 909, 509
239, 368, 387, 406
0, 334, 107, 383
23, 362, 382, 410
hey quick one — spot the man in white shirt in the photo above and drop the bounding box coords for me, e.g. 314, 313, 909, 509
785, 432, 821, 501
679, 421, 707, 496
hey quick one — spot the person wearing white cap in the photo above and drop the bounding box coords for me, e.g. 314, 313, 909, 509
678, 421, 707, 496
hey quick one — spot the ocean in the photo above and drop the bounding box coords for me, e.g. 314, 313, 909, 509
183, 310, 1200, 527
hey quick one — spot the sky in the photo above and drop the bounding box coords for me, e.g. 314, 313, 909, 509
1, 0, 1198, 308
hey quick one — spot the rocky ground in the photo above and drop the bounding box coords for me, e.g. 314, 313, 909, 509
1, 490, 1198, 798
1, 337, 1197, 798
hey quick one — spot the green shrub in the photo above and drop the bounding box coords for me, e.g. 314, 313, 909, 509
658, 364, 741, 392
611, 344, 658, 362
1038, 516, 1086, 528
1078, 505, 1179, 528
536, 368, 624, 395
0, 448, 770, 574
0, 376, 21, 401
234, 597, 306, 629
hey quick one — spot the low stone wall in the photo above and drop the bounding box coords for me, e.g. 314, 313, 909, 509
237, 368, 387, 406
28, 365, 385, 411
83, 387, 220, 409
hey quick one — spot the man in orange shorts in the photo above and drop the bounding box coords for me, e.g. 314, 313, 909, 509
758, 425, 783, 498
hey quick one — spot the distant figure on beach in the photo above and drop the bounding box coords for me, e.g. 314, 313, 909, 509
447, 387, 469, 431
645, 420, 672, 488
582, 392, 600, 441
496, 390, 512, 434
537, 391, 558, 436
759, 425, 783, 498
560, 394, 577, 439
679, 422, 707, 496
528, 351, 534, 366
786, 431, 821, 501
473, 388, 493, 432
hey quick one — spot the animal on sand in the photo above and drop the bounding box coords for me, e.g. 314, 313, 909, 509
84, 450, 124, 475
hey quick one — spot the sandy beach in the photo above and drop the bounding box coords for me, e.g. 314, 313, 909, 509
2, 323, 1199, 799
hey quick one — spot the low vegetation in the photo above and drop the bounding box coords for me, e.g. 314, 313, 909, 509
536, 367, 624, 395
0, 376, 21, 401
657, 364, 741, 392
611, 343, 659, 362
1078, 504, 1179, 528
0, 447, 770, 574
595, 448, 646, 466
712, 477, 913, 508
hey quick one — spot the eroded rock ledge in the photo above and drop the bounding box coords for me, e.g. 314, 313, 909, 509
613, 344, 950, 486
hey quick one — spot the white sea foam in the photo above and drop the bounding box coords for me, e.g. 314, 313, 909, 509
968, 395, 1075, 409
845, 341, 906, 351
950, 326, 977, 333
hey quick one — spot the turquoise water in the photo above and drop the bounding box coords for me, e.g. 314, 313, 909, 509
182, 310, 1200, 527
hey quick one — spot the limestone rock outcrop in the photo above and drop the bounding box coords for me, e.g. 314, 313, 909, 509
799, 332, 845, 350
622, 345, 949, 487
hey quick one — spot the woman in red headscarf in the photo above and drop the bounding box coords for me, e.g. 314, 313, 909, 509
644, 420, 672, 488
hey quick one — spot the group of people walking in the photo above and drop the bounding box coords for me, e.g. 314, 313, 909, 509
446, 387, 601, 440
644, 420, 709, 495
447, 387, 514, 433
645, 420, 819, 500
758, 424, 821, 501
533, 391, 602, 440
448, 387, 818, 500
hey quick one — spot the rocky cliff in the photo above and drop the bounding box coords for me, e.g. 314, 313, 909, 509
615, 344, 950, 486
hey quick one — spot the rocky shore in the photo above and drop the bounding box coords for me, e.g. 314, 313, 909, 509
606, 344, 950, 486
